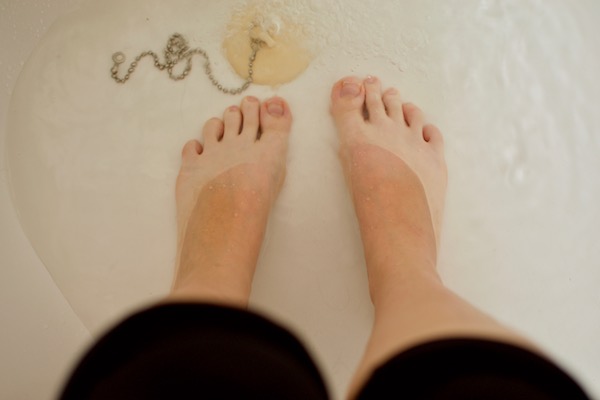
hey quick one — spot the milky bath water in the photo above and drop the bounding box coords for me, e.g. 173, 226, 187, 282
5, 0, 600, 397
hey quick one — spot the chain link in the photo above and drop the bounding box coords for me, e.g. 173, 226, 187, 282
110, 33, 263, 95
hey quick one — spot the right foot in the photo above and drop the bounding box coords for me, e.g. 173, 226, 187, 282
330, 76, 448, 292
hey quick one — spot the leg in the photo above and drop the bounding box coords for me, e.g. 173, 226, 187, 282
330, 76, 541, 398
60, 99, 331, 399
169, 96, 292, 307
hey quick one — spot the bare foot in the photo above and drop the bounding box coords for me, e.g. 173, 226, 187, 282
171, 96, 292, 306
330, 76, 447, 299
331, 78, 547, 400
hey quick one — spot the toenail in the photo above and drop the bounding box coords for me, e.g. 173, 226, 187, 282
386, 88, 399, 95
228, 105, 239, 112
341, 81, 361, 97
366, 75, 377, 84
267, 100, 284, 116
245, 96, 259, 103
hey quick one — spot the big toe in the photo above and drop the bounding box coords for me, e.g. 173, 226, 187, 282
259, 97, 292, 142
330, 76, 366, 132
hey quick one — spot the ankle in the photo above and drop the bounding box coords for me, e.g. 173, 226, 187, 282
369, 267, 442, 310
169, 271, 253, 308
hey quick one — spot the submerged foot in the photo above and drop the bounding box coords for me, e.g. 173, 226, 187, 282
330, 76, 447, 296
172, 96, 292, 306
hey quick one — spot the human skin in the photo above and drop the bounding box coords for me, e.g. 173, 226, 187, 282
168, 77, 540, 398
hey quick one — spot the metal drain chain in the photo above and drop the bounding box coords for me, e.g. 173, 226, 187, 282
110, 33, 263, 95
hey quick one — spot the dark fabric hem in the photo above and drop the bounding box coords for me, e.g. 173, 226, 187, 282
60, 303, 588, 400
357, 338, 590, 400
59, 303, 329, 400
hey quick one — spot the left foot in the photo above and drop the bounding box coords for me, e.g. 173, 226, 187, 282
171, 96, 292, 306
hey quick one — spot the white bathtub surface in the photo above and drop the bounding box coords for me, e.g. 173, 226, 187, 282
2, 1, 599, 399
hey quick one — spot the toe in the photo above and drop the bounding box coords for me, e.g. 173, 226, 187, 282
403, 103, 424, 132
330, 76, 367, 129
423, 124, 445, 152
364, 76, 387, 122
181, 139, 203, 160
259, 97, 292, 142
202, 117, 224, 145
382, 88, 405, 123
222, 105, 242, 140
240, 96, 260, 140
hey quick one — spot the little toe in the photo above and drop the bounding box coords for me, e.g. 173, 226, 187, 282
330, 76, 367, 128
403, 103, 425, 132
240, 96, 261, 140
222, 105, 242, 140
423, 124, 445, 152
382, 88, 405, 123
181, 139, 203, 161
202, 117, 224, 146
259, 97, 292, 141
364, 76, 387, 122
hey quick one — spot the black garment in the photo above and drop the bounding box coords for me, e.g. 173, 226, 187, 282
60, 304, 589, 400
